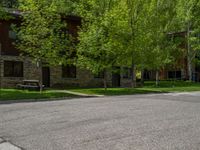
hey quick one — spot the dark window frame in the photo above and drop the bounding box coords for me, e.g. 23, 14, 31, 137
4, 61, 23, 77
8, 24, 18, 40
122, 67, 131, 79
168, 71, 182, 79
62, 64, 76, 78
94, 71, 104, 79
8, 30, 17, 40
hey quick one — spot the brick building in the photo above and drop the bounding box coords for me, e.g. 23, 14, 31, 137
1, 8, 199, 88
0, 11, 133, 88
144, 31, 200, 82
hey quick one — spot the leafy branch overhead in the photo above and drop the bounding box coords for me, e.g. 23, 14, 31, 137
1, 0, 200, 86
16, 0, 75, 65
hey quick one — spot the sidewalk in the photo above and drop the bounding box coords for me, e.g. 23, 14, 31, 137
52, 90, 104, 97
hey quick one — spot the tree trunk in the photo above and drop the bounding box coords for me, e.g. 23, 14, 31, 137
187, 22, 193, 82
187, 57, 193, 82
131, 54, 137, 88
0, 43, 2, 88
37, 60, 43, 93
140, 69, 144, 87
40, 66, 43, 93
131, 63, 136, 88
133, 66, 136, 87
156, 70, 159, 86
103, 70, 107, 91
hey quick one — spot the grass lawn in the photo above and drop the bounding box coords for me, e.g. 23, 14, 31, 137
69, 81, 200, 96
1, 81, 200, 101
0, 89, 78, 101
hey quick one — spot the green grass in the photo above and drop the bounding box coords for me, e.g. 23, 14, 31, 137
70, 80, 200, 96
1, 81, 200, 101
0, 89, 78, 101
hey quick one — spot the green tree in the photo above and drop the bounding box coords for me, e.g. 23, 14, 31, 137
140, 0, 179, 86
77, 0, 123, 90
16, 0, 72, 91
0, 0, 18, 19
176, 0, 200, 81
0, 3, 8, 19
76, 0, 180, 88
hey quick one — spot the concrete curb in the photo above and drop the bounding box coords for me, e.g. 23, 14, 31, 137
0, 95, 99, 105
0, 138, 22, 150
0, 142, 22, 150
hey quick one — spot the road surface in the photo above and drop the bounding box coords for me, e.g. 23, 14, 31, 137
1, 92, 200, 150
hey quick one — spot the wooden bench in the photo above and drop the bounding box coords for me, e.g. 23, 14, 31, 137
17, 80, 44, 90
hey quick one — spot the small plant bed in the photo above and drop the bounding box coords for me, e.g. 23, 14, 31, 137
69, 81, 200, 96
0, 89, 78, 101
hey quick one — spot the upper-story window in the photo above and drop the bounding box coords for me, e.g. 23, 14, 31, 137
9, 29, 17, 40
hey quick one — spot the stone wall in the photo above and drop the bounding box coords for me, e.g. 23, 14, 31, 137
120, 78, 132, 87
0, 55, 114, 88
120, 68, 132, 87
0, 55, 40, 88
50, 66, 112, 88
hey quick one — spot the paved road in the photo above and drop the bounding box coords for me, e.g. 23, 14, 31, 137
1, 92, 200, 150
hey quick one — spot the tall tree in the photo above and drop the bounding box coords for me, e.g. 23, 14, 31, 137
76, 0, 180, 87
16, 0, 72, 90
76, 0, 123, 90
124, 0, 146, 87
176, 0, 200, 81
141, 0, 179, 86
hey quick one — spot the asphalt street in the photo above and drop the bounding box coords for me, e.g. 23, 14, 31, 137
1, 92, 200, 150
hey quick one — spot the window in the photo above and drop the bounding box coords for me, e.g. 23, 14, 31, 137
168, 71, 181, 79
9, 30, 17, 40
9, 24, 17, 40
122, 67, 131, 79
62, 65, 76, 78
4, 61, 23, 77
94, 71, 104, 79
144, 71, 150, 80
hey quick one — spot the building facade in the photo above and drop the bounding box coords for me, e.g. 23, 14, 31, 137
144, 31, 200, 82
0, 14, 133, 88
1, 11, 199, 89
